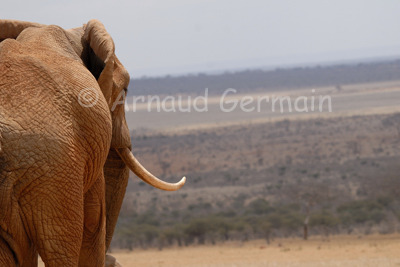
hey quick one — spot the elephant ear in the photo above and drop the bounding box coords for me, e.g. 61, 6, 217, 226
83, 19, 116, 106
0, 19, 43, 41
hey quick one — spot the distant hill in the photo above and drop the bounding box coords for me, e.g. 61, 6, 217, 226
128, 59, 400, 96
111, 113, 400, 250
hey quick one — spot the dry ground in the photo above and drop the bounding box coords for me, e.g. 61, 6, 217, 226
37, 234, 400, 266
106, 234, 400, 267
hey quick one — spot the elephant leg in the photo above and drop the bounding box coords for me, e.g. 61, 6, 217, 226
0, 235, 17, 267
0, 232, 37, 267
79, 174, 106, 267
106, 254, 122, 267
19, 177, 84, 267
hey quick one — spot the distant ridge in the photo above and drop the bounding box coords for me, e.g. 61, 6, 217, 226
128, 59, 400, 96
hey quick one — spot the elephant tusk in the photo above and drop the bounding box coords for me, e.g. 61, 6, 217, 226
116, 148, 186, 191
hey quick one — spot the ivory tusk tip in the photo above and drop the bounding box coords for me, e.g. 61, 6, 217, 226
174, 176, 186, 189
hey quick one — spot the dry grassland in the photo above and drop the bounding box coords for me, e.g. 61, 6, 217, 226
106, 234, 400, 267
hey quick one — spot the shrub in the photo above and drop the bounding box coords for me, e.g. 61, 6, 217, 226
247, 198, 274, 215
310, 211, 339, 227
337, 200, 386, 225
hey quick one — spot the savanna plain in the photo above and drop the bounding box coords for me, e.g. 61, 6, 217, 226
106, 234, 400, 267
38, 62, 400, 266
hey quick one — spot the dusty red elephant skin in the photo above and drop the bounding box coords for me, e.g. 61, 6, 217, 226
0, 19, 129, 267
0, 19, 185, 267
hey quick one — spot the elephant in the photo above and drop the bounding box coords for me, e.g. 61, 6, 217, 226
0, 19, 185, 266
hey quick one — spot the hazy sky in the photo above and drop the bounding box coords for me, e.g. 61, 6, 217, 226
3, 1, 400, 77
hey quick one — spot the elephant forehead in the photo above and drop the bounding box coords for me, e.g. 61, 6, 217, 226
15, 25, 81, 60
0, 48, 109, 123
0, 40, 112, 165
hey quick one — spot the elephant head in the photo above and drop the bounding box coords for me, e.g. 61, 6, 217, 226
66, 20, 186, 248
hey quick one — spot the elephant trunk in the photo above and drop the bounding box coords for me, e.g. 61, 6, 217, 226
116, 148, 186, 191
104, 148, 130, 250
